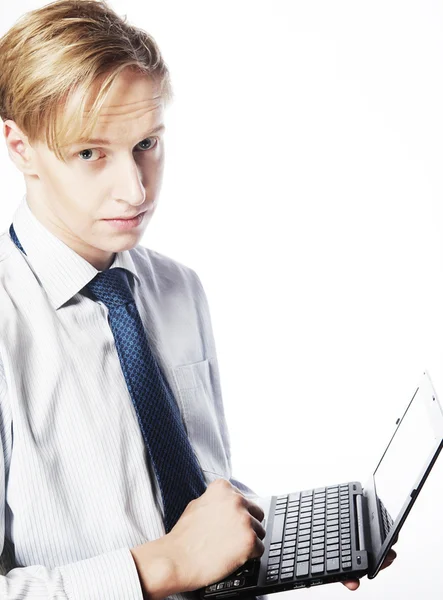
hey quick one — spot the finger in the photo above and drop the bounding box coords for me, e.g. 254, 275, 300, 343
243, 498, 265, 523
252, 533, 266, 558
227, 484, 265, 521
248, 513, 267, 540
380, 549, 397, 570
342, 580, 360, 591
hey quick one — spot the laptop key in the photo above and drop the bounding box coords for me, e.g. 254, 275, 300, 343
271, 514, 285, 544
267, 569, 279, 576
312, 543, 324, 551
281, 571, 294, 580
342, 561, 352, 570
282, 555, 295, 565
285, 528, 297, 535
296, 561, 309, 577
327, 537, 339, 545
270, 542, 282, 550
327, 558, 340, 572
289, 492, 300, 501
298, 537, 311, 544
280, 568, 293, 576
311, 563, 325, 574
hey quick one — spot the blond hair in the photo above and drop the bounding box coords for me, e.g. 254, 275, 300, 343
0, 0, 173, 163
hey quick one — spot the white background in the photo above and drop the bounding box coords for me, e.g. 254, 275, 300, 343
1, 1, 443, 598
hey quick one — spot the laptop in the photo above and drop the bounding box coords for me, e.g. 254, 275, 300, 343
199, 370, 443, 598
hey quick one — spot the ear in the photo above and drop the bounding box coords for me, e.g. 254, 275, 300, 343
2, 119, 37, 175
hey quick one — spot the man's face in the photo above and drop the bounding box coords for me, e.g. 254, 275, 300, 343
4, 67, 166, 270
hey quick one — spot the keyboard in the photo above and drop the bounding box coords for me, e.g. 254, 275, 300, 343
265, 483, 353, 584
203, 483, 358, 596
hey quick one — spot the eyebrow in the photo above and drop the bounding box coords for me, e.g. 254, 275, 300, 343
69, 124, 166, 147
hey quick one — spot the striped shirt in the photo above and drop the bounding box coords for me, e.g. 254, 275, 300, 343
0, 195, 261, 599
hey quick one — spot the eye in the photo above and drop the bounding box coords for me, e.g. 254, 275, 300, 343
77, 148, 101, 162
77, 137, 158, 162
136, 137, 158, 151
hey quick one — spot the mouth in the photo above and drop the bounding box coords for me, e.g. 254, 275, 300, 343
105, 210, 147, 221
103, 211, 146, 230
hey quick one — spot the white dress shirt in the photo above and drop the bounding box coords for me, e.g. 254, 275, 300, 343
0, 195, 261, 599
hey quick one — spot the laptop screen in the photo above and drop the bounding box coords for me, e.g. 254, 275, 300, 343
367, 371, 443, 578
373, 382, 438, 529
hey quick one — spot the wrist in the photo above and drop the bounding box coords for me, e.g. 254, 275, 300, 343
130, 535, 181, 600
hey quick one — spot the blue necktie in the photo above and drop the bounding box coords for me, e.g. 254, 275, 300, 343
9, 223, 207, 533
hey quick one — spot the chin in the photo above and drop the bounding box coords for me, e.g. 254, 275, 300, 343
112, 235, 144, 252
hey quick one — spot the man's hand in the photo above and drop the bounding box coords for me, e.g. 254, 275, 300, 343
162, 478, 267, 593
341, 548, 397, 590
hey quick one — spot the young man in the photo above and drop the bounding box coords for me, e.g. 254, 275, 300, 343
0, 1, 396, 599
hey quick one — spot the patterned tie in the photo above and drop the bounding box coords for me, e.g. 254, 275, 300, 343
9, 223, 207, 533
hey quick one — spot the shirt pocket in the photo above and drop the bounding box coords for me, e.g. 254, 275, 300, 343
172, 358, 230, 481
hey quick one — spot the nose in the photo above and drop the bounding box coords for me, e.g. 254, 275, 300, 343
113, 155, 147, 207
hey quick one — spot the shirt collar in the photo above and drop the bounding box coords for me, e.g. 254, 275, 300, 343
11, 195, 141, 311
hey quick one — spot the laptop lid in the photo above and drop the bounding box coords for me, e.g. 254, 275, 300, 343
363, 370, 443, 578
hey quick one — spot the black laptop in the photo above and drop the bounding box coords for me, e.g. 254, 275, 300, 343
199, 370, 443, 598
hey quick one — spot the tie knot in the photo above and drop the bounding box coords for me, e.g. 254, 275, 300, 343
86, 267, 134, 308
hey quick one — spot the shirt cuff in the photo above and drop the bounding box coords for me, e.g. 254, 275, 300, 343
59, 546, 144, 600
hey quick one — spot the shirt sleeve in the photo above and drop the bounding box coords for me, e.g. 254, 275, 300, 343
0, 360, 144, 600
190, 269, 260, 502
